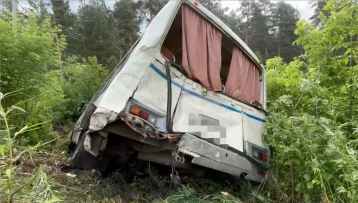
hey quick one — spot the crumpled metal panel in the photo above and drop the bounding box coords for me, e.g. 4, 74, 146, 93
177, 133, 252, 172
121, 115, 180, 142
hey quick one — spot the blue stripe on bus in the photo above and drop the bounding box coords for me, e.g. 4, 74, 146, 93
244, 112, 265, 122
149, 63, 265, 123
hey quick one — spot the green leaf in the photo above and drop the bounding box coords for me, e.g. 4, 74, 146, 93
292, 159, 300, 165
344, 48, 352, 55
0, 145, 5, 157
283, 160, 292, 166
3, 89, 23, 98
5, 105, 26, 115
307, 182, 313, 189
5, 169, 11, 178
24, 182, 32, 195
14, 125, 29, 139
295, 182, 302, 192
283, 146, 293, 153
303, 174, 310, 181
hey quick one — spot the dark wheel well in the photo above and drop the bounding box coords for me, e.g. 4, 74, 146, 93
69, 132, 111, 172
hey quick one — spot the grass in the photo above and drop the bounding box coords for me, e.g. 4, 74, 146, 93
1, 149, 266, 203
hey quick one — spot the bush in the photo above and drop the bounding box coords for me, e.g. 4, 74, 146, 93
263, 1, 358, 201
0, 12, 66, 144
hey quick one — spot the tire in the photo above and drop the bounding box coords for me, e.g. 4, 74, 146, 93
69, 132, 110, 172
67, 131, 76, 154
67, 141, 76, 155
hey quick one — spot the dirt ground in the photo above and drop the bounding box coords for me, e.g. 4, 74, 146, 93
1, 150, 250, 203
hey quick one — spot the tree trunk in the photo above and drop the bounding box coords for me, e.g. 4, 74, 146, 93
51, 5, 62, 67
265, 46, 268, 55
245, 21, 249, 45
149, 9, 154, 23
245, 4, 250, 45
277, 43, 280, 57
119, 50, 123, 61
127, 34, 133, 51
277, 35, 281, 57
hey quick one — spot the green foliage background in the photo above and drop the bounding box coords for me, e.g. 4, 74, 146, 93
263, 1, 358, 202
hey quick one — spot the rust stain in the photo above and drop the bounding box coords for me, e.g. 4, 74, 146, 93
121, 115, 180, 142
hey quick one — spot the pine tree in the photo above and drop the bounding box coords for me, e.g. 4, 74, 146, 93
224, 10, 242, 36
200, 0, 241, 36
272, 1, 301, 62
0, 0, 12, 12
28, 0, 50, 22
237, 0, 254, 44
138, 0, 168, 23
309, 0, 328, 27
50, 0, 76, 58
246, 0, 274, 60
75, 0, 120, 66
233, 0, 274, 60
200, 0, 229, 21
113, 0, 141, 57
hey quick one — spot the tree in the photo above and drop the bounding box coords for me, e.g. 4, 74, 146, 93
74, 0, 119, 66
245, 0, 274, 60
295, 0, 358, 122
28, 0, 50, 22
200, 0, 228, 21
199, 0, 243, 41
309, 0, 328, 27
138, 0, 168, 23
113, 0, 141, 56
50, 0, 76, 57
224, 10, 242, 36
272, 1, 301, 62
60, 57, 109, 121
237, 0, 254, 44
0, 12, 66, 143
264, 1, 358, 202
0, 0, 12, 12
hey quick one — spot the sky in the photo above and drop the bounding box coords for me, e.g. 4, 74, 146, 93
67, 0, 314, 20
221, 1, 314, 20
16, 0, 314, 29
17, 0, 314, 20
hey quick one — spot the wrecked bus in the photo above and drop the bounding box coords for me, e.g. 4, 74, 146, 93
68, 0, 269, 183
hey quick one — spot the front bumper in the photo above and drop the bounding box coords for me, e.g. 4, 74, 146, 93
177, 133, 267, 182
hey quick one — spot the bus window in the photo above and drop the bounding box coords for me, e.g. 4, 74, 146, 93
160, 4, 261, 104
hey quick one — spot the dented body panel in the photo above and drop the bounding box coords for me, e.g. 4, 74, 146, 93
70, 0, 269, 183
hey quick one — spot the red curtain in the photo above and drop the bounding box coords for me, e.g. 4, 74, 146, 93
225, 47, 260, 103
181, 5, 222, 91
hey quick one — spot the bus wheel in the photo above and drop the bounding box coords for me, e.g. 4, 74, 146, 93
69, 132, 110, 172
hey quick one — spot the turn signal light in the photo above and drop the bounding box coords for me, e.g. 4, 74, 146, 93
129, 105, 150, 121
130, 105, 141, 116
258, 152, 268, 161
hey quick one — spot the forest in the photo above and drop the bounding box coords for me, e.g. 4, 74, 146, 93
0, 0, 357, 202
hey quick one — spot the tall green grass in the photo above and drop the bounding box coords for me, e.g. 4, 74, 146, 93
0, 92, 59, 203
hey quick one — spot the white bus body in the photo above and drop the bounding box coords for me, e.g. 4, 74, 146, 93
69, 0, 269, 183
